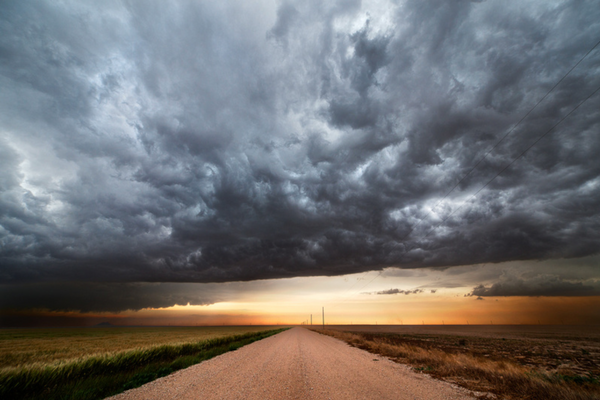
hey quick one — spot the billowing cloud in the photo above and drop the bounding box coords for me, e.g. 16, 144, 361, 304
1, 0, 600, 288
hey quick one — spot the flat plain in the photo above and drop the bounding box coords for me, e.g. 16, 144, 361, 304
0, 325, 283, 370
314, 325, 600, 399
322, 324, 600, 376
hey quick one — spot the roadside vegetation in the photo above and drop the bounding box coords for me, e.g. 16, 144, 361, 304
0, 326, 282, 368
0, 328, 287, 400
311, 328, 600, 400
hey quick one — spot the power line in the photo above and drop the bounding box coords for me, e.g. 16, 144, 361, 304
410, 37, 600, 236
336, 270, 372, 298
328, 37, 600, 305
391, 82, 600, 264
422, 82, 600, 236
328, 270, 383, 310
431, 38, 600, 213
345, 270, 383, 298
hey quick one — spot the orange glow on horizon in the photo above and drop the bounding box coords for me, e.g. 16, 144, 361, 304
4, 295, 600, 327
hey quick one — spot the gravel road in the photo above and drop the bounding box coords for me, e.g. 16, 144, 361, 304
108, 327, 477, 400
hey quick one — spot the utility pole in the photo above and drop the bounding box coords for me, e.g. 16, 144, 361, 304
322, 307, 324, 329
311, 314, 312, 325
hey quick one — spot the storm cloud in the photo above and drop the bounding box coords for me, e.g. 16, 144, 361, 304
0, 282, 218, 313
1, 0, 600, 288
470, 276, 600, 297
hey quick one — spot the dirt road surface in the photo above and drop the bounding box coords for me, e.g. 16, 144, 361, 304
109, 327, 477, 400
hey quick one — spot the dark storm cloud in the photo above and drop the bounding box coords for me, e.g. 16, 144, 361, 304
1, 0, 600, 301
470, 276, 600, 297
0, 283, 218, 313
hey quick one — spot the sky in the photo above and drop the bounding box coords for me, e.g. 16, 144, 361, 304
1, 0, 599, 327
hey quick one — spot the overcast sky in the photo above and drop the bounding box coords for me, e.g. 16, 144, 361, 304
1, 0, 599, 317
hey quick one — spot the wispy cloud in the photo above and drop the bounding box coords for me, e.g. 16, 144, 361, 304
364, 288, 423, 295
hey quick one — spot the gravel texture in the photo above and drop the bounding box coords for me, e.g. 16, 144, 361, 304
108, 327, 477, 400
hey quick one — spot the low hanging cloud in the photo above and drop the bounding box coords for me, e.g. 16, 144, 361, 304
469, 276, 600, 297
365, 288, 423, 295
0, 0, 600, 289
0, 283, 219, 313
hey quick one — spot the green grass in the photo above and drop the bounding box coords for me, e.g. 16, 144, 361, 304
0, 325, 283, 368
0, 328, 287, 400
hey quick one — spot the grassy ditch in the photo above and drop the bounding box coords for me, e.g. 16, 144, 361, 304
311, 328, 600, 400
0, 328, 287, 400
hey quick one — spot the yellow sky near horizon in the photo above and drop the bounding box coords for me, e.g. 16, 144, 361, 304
3, 259, 600, 327
6, 286, 600, 327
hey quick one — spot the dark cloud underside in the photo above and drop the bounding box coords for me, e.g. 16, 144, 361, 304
470, 276, 600, 297
0, 282, 217, 313
1, 0, 600, 285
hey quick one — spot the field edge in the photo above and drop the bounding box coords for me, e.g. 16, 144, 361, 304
0, 327, 289, 400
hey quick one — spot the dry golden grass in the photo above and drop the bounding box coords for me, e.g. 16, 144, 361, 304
0, 328, 287, 400
311, 328, 600, 400
0, 326, 282, 370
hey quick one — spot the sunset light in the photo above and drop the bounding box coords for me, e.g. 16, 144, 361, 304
1, 1, 600, 398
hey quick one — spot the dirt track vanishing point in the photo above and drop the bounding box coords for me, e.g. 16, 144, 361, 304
109, 327, 477, 400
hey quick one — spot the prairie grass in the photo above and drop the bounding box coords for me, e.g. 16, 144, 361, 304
0, 328, 287, 400
312, 328, 600, 400
0, 326, 281, 369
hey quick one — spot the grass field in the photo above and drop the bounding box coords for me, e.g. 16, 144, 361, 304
311, 325, 600, 400
0, 325, 284, 370
0, 326, 287, 400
